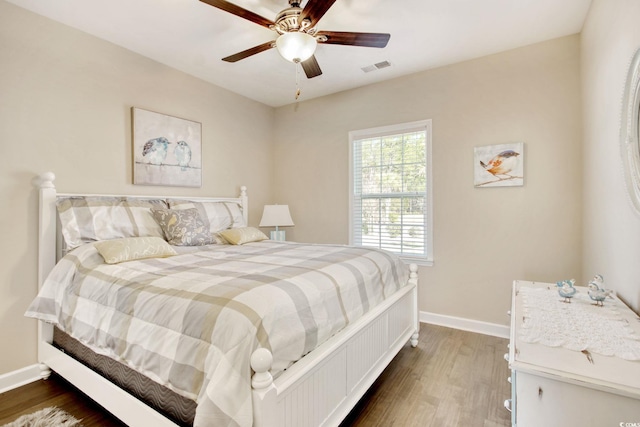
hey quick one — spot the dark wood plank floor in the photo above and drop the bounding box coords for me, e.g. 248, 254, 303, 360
0, 324, 511, 427
341, 324, 512, 427
0, 372, 126, 427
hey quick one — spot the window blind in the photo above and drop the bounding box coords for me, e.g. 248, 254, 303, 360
350, 121, 431, 261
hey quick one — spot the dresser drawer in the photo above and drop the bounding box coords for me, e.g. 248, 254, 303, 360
514, 371, 640, 427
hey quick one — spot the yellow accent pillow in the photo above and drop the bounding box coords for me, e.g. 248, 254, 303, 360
94, 236, 177, 264
218, 227, 268, 245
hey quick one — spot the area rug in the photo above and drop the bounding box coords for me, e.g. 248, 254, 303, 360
1, 407, 83, 427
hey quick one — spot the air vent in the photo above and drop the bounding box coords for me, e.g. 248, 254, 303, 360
361, 61, 392, 73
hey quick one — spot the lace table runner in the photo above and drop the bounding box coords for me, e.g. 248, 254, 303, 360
519, 287, 640, 361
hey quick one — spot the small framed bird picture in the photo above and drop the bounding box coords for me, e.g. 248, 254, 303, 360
474, 142, 524, 188
132, 107, 202, 187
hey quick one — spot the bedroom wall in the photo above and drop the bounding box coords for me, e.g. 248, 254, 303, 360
0, 1, 274, 375
581, 0, 640, 313
273, 35, 584, 327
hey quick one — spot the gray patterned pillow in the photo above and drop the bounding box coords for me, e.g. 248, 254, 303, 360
150, 208, 214, 246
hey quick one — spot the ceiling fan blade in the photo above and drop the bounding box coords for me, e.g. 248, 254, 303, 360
199, 0, 274, 29
298, 0, 338, 29
317, 31, 390, 48
301, 55, 322, 78
222, 41, 275, 62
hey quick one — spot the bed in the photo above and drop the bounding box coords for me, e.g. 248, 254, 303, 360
27, 172, 419, 427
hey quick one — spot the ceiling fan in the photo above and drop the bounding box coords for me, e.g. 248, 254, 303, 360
199, 0, 391, 79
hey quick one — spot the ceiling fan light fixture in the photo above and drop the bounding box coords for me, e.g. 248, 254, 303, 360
275, 32, 317, 63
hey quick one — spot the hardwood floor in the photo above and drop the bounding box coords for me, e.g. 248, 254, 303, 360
0, 372, 126, 427
0, 324, 512, 427
341, 324, 512, 427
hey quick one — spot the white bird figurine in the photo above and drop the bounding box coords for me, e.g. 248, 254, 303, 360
587, 274, 611, 307
556, 279, 577, 303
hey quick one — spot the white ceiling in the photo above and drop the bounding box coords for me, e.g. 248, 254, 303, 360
6, 0, 592, 107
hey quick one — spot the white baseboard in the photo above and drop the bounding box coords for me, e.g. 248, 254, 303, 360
0, 364, 41, 394
420, 311, 510, 339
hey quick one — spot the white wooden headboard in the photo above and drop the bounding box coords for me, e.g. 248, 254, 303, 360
33, 171, 248, 291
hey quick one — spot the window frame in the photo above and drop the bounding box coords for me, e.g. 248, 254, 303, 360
348, 119, 433, 266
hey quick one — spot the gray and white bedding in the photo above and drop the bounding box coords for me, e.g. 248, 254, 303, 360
26, 240, 409, 427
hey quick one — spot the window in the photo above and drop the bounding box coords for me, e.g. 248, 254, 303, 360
349, 120, 433, 265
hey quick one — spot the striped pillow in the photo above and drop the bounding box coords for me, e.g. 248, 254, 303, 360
167, 199, 246, 233
57, 197, 167, 250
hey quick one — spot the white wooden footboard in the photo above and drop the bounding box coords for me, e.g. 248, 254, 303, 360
33, 172, 419, 427
251, 270, 418, 427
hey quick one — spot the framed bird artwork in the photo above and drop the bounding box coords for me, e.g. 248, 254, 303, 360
132, 107, 202, 187
474, 142, 524, 187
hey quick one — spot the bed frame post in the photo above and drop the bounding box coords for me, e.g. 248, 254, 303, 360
240, 185, 248, 225
409, 264, 420, 347
33, 172, 57, 378
251, 348, 277, 426
34, 172, 57, 290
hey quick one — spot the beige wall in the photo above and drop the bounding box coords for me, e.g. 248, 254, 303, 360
0, 1, 274, 374
581, 0, 640, 312
274, 35, 584, 325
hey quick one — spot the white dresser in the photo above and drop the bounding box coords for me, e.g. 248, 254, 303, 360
507, 280, 640, 427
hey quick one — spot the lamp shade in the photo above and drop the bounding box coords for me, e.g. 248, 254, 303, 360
259, 205, 295, 227
275, 32, 317, 63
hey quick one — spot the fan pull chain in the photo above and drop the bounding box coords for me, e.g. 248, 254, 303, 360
295, 61, 301, 100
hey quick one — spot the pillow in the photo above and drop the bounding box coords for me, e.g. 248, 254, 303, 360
218, 227, 268, 245
151, 208, 215, 246
211, 233, 230, 245
167, 199, 246, 233
57, 197, 167, 250
94, 237, 177, 264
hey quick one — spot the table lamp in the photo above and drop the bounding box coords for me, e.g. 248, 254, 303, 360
259, 205, 294, 241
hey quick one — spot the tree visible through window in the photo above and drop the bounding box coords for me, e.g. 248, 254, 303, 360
350, 120, 432, 263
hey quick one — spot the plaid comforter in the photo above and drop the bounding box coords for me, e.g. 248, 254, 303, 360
26, 241, 408, 427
